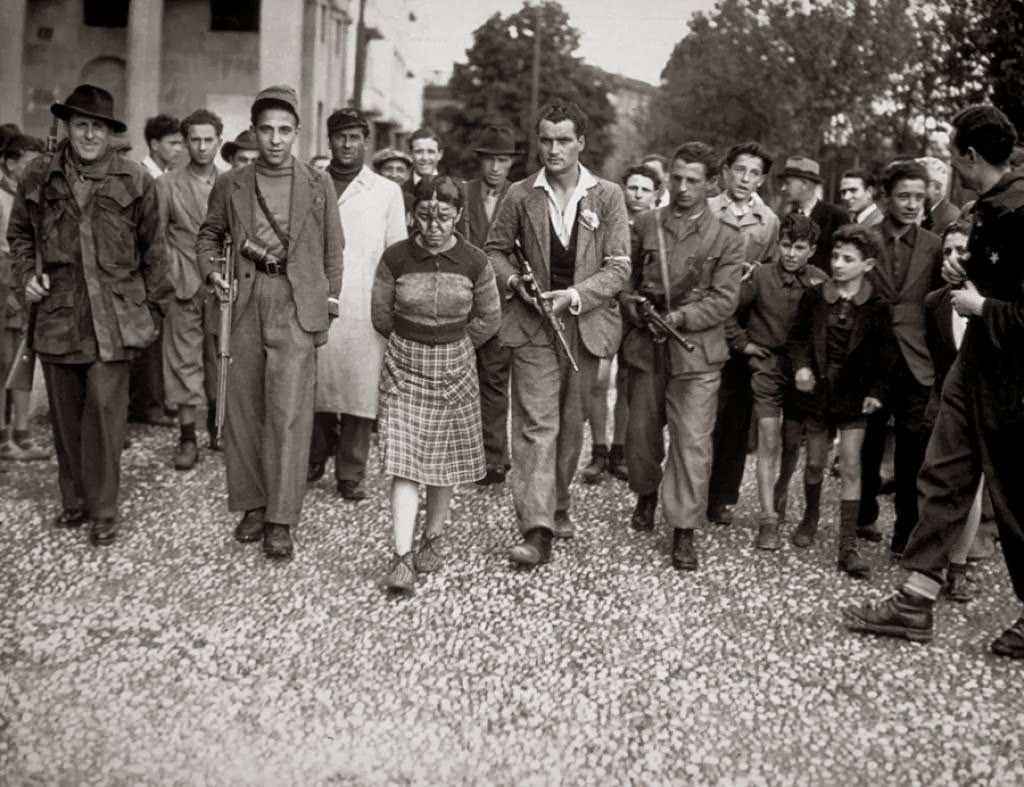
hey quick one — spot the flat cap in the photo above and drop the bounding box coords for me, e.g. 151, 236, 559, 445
251, 85, 299, 123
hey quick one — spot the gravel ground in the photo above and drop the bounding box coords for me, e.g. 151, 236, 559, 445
2, 419, 1022, 786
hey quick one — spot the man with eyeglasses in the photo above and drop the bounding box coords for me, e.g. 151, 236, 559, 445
707, 142, 780, 527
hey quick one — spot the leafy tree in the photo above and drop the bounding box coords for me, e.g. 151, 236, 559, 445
647, 0, 970, 171
945, 0, 1024, 132
443, 1, 616, 180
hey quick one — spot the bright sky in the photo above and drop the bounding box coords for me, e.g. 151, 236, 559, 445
408, 0, 717, 86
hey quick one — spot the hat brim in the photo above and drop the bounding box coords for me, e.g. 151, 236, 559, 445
50, 102, 127, 134
473, 147, 520, 156
778, 168, 822, 183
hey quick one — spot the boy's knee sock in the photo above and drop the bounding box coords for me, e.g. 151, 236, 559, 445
802, 480, 823, 527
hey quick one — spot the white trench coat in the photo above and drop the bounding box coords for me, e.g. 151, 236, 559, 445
314, 165, 407, 417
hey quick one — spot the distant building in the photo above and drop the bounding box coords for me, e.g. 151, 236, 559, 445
0, 0, 423, 159
590, 68, 658, 180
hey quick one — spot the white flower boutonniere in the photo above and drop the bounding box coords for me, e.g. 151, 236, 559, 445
579, 209, 600, 232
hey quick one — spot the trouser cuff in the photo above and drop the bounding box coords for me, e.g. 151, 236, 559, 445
902, 572, 942, 601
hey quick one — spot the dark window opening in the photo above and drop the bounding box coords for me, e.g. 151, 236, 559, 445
211, 0, 259, 32
84, 0, 129, 27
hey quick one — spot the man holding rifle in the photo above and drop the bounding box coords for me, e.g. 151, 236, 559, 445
196, 86, 344, 560
622, 141, 744, 571
8, 85, 170, 545
485, 100, 631, 567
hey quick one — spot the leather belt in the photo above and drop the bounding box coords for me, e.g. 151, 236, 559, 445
253, 257, 287, 276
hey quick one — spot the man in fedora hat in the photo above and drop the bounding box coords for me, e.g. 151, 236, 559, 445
462, 124, 519, 485
8, 83, 171, 545
196, 85, 344, 560
221, 129, 259, 170
778, 155, 846, 274
308, 107, 406, 500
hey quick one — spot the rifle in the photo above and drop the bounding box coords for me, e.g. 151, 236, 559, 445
4, 118, 60, 395
512, 241, 579, 372
621, 293, 696, 352
212, 234, 234, 444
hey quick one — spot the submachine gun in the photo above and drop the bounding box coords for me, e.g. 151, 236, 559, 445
621, 292, 696, 353
513, 241, 579, 372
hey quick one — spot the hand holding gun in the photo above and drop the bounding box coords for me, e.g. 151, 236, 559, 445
621, 293, 696, 352
512, 242, 580, 372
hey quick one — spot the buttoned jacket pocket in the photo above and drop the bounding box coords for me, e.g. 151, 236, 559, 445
110, 278, 157, 349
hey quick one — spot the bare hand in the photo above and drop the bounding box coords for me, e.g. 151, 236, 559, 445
208, 271, 230, 300
540, 289, 574, 316
25, 273, 50, 303
950, 280, 985, 317
509, 274, 541, 312
941, 253, 968, 286
795, 367, 815, 393
862, 396, 883, 414
743, 342, 771, 359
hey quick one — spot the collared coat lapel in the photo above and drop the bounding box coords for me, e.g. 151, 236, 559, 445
288, 163, 318, 247
524, 174, 551, 285
899, 232, 934, 298
338, 165, 373, 207
228, 165, 256, 241
574, 185, 598, 278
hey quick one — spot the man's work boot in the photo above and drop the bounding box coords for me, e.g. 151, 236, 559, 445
509, 527, 553, 567
707, 504, 733, 526
671, 528, 698, 571
630, 492, 657, 532
89, 517, 118, 546
790, 480, 822, 548
857, 520, 884, 542
943, 562, 974, 603
234, 508, 265, 543
551, 509, 575, 539
991, 615, 1024, 659
755, 513, 781, 551
843, 590, 934, 642
338, 479, 367, 501
581, 444, 608, 485
608, 444, 628, 481
263, 523, 293, 559
838, 500, 870, 579
307, 461, 326, 484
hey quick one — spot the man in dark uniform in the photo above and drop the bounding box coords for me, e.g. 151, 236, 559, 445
9, 84, 170, 544
460, 124, 519, 485
844, 105, 1024, 659
196, 85, 344, 560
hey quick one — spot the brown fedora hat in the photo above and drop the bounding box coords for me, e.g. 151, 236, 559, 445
51, 84, 127, 134
778, 155, 822, 183
221, 129, 259, 162
473, 125, 518, 156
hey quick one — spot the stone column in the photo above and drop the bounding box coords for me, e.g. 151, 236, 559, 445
125, 0, 164, 157
0, 0, 27, 129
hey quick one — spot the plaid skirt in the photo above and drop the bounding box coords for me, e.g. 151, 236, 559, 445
378, 333, 485, 485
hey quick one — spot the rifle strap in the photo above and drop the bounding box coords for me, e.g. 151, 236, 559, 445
253, 175, 290, 255
656, 209, 672, 311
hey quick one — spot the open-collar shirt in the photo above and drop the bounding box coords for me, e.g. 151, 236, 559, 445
534, 164, 599, 247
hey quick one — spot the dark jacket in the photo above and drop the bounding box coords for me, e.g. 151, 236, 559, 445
7, 142, 170, 362
808, 200, 848, 274
870, 219, 943, 386
785, 279, 897, 423
196, 159, 345, 342
459, 179, 510, 250
957, 170, 1024, 427
924, 197, 961, 237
